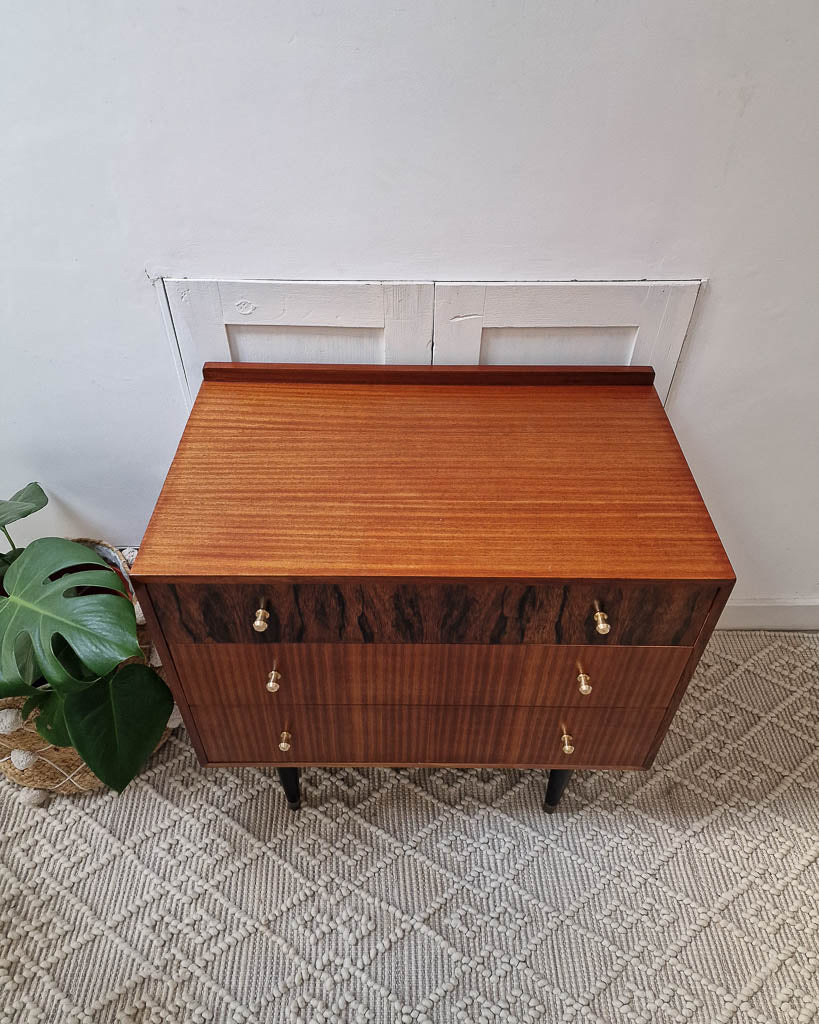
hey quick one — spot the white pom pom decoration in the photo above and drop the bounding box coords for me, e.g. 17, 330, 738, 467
18, 788, 49, 808
10, 749, 38, 772
0, 709, 24, 734
120, 546, 139, 566
167, 707, 184, 730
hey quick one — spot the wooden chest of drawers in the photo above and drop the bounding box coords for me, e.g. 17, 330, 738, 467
132, 363, 734, 812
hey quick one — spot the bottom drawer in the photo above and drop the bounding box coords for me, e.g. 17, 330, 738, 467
192, 703, 666, 769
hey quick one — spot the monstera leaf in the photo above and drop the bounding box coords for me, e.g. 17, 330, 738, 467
0, 482, 48, 529
32, 689, 72, 747
64, 664, 173, 792
0, 538, 141, 689
0, 547, 24, 584
0, 634, 39, 695
0, 677, 39, 698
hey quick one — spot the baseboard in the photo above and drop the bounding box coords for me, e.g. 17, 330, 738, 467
717, 598, 819, 631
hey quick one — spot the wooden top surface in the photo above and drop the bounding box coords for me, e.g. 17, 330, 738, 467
132, 364, 733, 583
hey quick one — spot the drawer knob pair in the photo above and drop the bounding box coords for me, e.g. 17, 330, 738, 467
592, 600, 611, 635
266, 670, 282, 693
577, 671, 592, 696
253, 607, 270, 632
278, 731, 292, 752
561, 732, 575, 756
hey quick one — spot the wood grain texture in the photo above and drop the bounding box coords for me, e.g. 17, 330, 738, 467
131, 364, 734, 781
201, 363, 656, 385
192, 703, 666, 769
173, 642, 690, 708
643, 581, 735, 766
148, 581, 716, 647
134, 583, 208, 764
131, 367, 734, 583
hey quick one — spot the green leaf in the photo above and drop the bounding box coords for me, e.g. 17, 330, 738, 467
0, 547, 25, 582
0, 538, 141, 690
21, 689, 50, 719
0, 483, 48, 529
13, 632, 39, 686
0, 677, 40, 698
64, 664, 173, 792
52, 633, 97, 685
34, 690, 72, 747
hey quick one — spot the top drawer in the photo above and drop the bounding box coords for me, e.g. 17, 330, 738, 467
147, 581, 715, 647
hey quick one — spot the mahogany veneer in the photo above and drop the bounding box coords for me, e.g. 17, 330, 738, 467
192, 704, 667, 770
133, 363, 734, 812
173, 642, 690, 709
133, 365, 732, 582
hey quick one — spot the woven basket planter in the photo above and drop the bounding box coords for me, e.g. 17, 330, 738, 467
0, 695, 107, 794
0, 624, 171, 798
0, 541, 173, 802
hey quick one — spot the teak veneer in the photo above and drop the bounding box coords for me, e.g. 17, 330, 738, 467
133, 363, 734, 813
172, 642, 691, 709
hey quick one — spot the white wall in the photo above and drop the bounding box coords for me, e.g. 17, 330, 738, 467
2, 1, 817, 626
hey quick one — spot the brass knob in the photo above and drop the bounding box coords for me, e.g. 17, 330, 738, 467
592, 601, 610, 635
253, 608, 270, 632
278, 731, 291, 752
561, 732, 575, 756
266, 670, 281, 693
577, 672, 592, 695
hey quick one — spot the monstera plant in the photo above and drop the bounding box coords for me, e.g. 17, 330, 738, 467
0, 483, 173, 791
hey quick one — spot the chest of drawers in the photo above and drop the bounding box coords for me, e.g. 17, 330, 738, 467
132, 363, 734, 812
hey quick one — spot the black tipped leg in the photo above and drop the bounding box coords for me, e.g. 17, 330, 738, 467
544, 769, 573, 813
277, 767, 301, 810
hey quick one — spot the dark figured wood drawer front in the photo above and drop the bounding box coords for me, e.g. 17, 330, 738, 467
192, 703, 666, 769
150, 581, 715, 647
174, 642, 689, 709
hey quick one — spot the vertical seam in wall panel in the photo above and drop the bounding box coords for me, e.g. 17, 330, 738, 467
430, 284, 436, 364
158, 278, 192, 405
665, 281, 704, 407
478, 285, 488, 365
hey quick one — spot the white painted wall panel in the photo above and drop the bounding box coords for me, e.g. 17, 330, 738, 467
227, 325, 384, 364
478, 327, 636, 366
166, 280, 433, 400
217, 281, 385, 327
432, 281, 699, 402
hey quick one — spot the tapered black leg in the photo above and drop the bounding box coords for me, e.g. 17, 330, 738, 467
543, 769, 573, 813
277, 767, 301, 810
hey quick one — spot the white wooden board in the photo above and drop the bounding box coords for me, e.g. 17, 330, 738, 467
165, 280, 434, 402
163, 279, 701, 406
432, 281, 701, 402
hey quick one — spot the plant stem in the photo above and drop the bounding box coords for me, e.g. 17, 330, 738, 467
1, 525, 14, 550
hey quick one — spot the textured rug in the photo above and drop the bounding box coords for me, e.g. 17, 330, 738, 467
1, 630, 818, 1024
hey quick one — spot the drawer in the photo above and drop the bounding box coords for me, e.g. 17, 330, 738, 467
149, 581, 715, 647
191, 703, 666, 769
173, 642, 689, 708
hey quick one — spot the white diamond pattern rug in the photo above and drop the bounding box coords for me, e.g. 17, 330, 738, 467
1, 631, 818, 1023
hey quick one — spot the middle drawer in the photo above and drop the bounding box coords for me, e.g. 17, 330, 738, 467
173, 642, 689, 708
